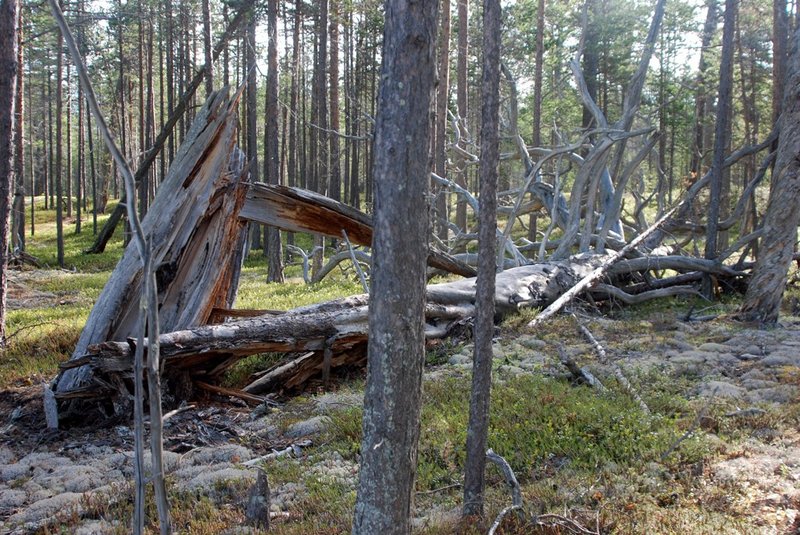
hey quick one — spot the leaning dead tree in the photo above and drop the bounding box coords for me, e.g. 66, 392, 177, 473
52, 87, 250, 406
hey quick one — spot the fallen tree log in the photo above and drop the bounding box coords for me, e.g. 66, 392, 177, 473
55, 235, 751, 406
55, 254, 615, 402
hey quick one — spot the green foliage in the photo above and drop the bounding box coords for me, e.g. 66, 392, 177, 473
26, 199, 125, 272
324, 373, 703, 495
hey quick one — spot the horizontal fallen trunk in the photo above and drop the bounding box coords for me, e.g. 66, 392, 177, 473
56, 254, 612, 402
55, 240, 754, 405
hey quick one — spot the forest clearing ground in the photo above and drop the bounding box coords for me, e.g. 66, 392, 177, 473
0, 267, 798, 533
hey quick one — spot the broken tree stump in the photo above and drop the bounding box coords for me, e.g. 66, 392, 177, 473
53, 87, 249, 400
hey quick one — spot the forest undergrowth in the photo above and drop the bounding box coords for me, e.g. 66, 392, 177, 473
0, 201, 798, 534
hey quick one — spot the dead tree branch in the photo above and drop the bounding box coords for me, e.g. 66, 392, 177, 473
576, 320, 649, 414
527, 205, 677, 329
557, 344, 607, 392
310, 249, 371, 285
486, 448, 523, 535
47, 0, 171, 531
342, 230, 369, 292
287, 245, 323, 283
591, 284, 701, 305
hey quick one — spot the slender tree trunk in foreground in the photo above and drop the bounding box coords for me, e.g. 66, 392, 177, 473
463, 0, 501, 519
352, 1, 439, 533
0, 0, 20, 344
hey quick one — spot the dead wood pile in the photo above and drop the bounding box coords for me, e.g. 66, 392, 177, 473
49, 91, 751, 416
58, 254, 608, 402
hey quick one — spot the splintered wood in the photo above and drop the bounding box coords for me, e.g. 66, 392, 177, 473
53, 87, 249, 400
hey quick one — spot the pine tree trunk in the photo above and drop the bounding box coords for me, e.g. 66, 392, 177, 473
0, 0, 20, 343
773, 0, 788, 125
202, 0, 213, 96
463, 0, 500, 518
329, 0, 341, 202
313, 0, 329, 274
11, 2, 24, 251
454, 0, 469, 242
246, 14, 260, 253
55, 22, 65, 268
351, 1, 439, 532
66, 63, 72, 219
266, 0, 284, 283
739, 26, 800, 324
703, 0, 735, 297
690, 0, 717, 177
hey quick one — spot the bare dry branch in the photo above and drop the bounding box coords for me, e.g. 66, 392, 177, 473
576, 320, 649, 414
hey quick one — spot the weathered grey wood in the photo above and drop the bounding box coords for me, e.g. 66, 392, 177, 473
54, 255, 608, 402
245, 469, 270, 530
528, 207, 677, 329
53, 88, 248, 396
242, 183, 477, 277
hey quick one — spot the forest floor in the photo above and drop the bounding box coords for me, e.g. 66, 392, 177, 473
0, 267, 799, 534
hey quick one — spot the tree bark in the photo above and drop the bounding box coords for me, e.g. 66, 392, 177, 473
703, 0, 736, 298
0, 0, 20, 343
241, 184, 476, 277
739, 26, 800, 324
265, 0, 284, 282
11, 2, 24, 252
351, 1, 439, 533
463, 0, 500, 518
